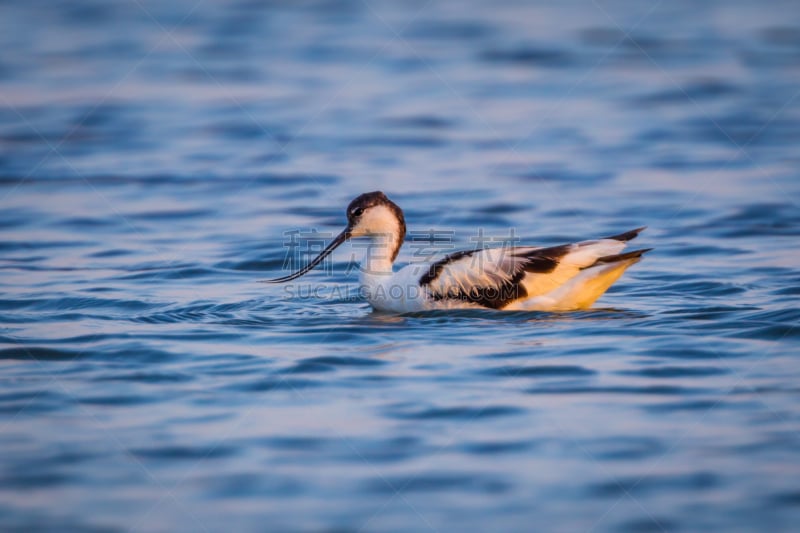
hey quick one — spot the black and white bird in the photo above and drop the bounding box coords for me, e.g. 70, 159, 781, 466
264, 191, 650, 312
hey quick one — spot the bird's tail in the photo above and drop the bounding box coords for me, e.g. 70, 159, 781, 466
516, 248, 651, 311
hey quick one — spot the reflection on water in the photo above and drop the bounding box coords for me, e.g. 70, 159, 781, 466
2, 0, 800, 531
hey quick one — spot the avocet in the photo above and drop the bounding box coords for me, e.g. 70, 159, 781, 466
264, 191, 650, 312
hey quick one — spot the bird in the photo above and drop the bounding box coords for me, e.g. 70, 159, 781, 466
263, 191, 650, 313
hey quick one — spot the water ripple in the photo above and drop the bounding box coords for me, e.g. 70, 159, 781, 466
384, 404, 525, 420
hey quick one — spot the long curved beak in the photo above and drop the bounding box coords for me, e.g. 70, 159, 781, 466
260, 227, 351, 283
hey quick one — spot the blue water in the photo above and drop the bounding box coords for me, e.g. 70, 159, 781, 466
2, 0, 800, 531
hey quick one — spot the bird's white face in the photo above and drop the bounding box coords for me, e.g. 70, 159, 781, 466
348, 204, 401, 239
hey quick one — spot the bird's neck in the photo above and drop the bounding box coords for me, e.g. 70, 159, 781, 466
357, 229, 403, 278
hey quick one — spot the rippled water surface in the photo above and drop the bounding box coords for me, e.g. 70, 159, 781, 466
2, 0, 800, 531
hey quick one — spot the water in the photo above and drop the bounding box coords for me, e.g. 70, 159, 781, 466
2, 0, 799, 531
